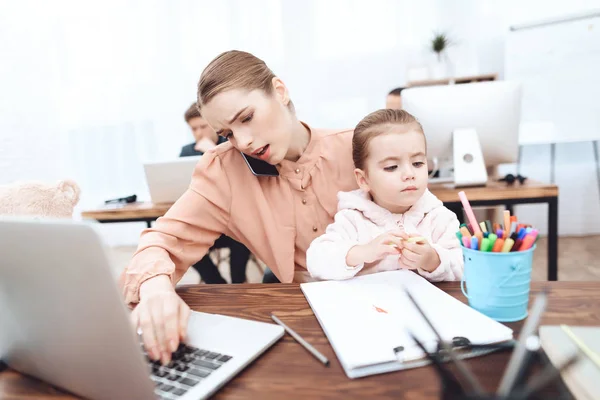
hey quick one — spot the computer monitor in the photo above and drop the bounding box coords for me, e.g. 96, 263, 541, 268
402, 81, 522, 187
143, 156, 201, 203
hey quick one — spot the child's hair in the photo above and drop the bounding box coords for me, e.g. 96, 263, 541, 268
197, 50, 294, 111
352, 109, 424, 170
184, 103, 201, 123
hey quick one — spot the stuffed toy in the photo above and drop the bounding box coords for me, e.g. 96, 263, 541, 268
0, 179, 81, 218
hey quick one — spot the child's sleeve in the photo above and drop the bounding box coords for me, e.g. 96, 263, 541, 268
306, 209, 365, 280
417, 208, 463, 282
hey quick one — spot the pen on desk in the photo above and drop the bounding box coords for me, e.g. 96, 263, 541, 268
271, 314, 330, 366
497, 291, 548, 396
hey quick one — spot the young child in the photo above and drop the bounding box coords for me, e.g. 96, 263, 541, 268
307, 109, 463, 281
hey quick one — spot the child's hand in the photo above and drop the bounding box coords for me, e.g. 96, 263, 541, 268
399, 235, 441, 272
346, 231, 405, 266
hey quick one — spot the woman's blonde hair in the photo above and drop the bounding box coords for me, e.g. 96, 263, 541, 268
352, 109, 425, 170
198, 50, 289, 109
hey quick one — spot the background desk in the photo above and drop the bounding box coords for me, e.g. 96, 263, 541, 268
1, 281, 596, 399
81, 202, 171, 228
82, 180, 559, 281
429, 180, 560, 281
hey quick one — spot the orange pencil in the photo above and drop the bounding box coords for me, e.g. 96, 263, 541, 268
492, 238, 505, 252
503, 210, 511, 232
475, 232, 483, 245
510, 216, 517, 224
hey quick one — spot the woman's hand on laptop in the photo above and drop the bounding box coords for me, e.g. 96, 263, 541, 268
132, 275, 191, 366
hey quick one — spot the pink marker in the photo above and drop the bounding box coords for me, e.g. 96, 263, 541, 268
462, 236, 471, 249
458, 191, 482, 235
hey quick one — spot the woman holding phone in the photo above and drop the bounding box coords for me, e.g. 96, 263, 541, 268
121, 50, 358, 365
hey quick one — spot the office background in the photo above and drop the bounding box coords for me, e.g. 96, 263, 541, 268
1, 0, 599, 247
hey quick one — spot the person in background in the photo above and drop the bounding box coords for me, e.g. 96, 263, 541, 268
386, 87, 405, 109
180, 103, 251, 284
180, 103, 226, 156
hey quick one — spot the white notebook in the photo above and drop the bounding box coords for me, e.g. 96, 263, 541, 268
301, 270, 514, 379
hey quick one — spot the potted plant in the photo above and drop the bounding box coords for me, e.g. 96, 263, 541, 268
430, 32, 453, 79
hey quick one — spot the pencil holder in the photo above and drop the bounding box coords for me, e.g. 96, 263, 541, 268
460, 246, 536, 322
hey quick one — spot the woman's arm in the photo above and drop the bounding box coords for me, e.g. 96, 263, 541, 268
120, 149, 231, 304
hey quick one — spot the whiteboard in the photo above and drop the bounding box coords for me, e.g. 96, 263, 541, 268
505, 11, 600, 144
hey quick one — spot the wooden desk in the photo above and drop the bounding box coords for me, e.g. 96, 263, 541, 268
2, 282, 597, 399
81, 202, 172, 228
429, 180, 559, 281
82, 180, 559, 280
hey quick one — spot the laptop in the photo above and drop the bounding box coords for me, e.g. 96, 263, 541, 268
0, 218, 284, 400
143, 156, 201, 204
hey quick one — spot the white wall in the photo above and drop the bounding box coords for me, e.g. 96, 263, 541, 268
1, 0, 599, 245
435, 0, 600, 237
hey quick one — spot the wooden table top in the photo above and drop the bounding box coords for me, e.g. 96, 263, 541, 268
81, 202, 172, 221
2, 281, 597, 399
429, 179, 559, 204
81, 180, 559, 221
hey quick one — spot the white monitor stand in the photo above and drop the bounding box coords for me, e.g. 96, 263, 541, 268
452, 128, 488, 187
429, 129, 488, 187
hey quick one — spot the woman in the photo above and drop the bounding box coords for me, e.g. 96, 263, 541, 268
121, 50, 358, 365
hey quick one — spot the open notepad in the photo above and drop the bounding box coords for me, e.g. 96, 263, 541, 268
301, 270, 514, 379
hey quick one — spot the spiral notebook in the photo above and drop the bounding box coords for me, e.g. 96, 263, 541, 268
300, 270, 514, 379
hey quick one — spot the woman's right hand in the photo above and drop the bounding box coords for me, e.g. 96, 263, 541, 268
346, 231, 406, 266
131, 275, 191, 365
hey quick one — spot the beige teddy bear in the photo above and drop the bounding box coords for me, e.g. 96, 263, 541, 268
0, 180, 81, 218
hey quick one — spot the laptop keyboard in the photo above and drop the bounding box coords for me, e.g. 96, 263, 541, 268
143, 343, 233, 399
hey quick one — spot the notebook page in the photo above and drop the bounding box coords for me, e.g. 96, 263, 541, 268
301, 270, 513, 371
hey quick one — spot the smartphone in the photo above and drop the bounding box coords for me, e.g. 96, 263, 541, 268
240, 151, 279, 177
